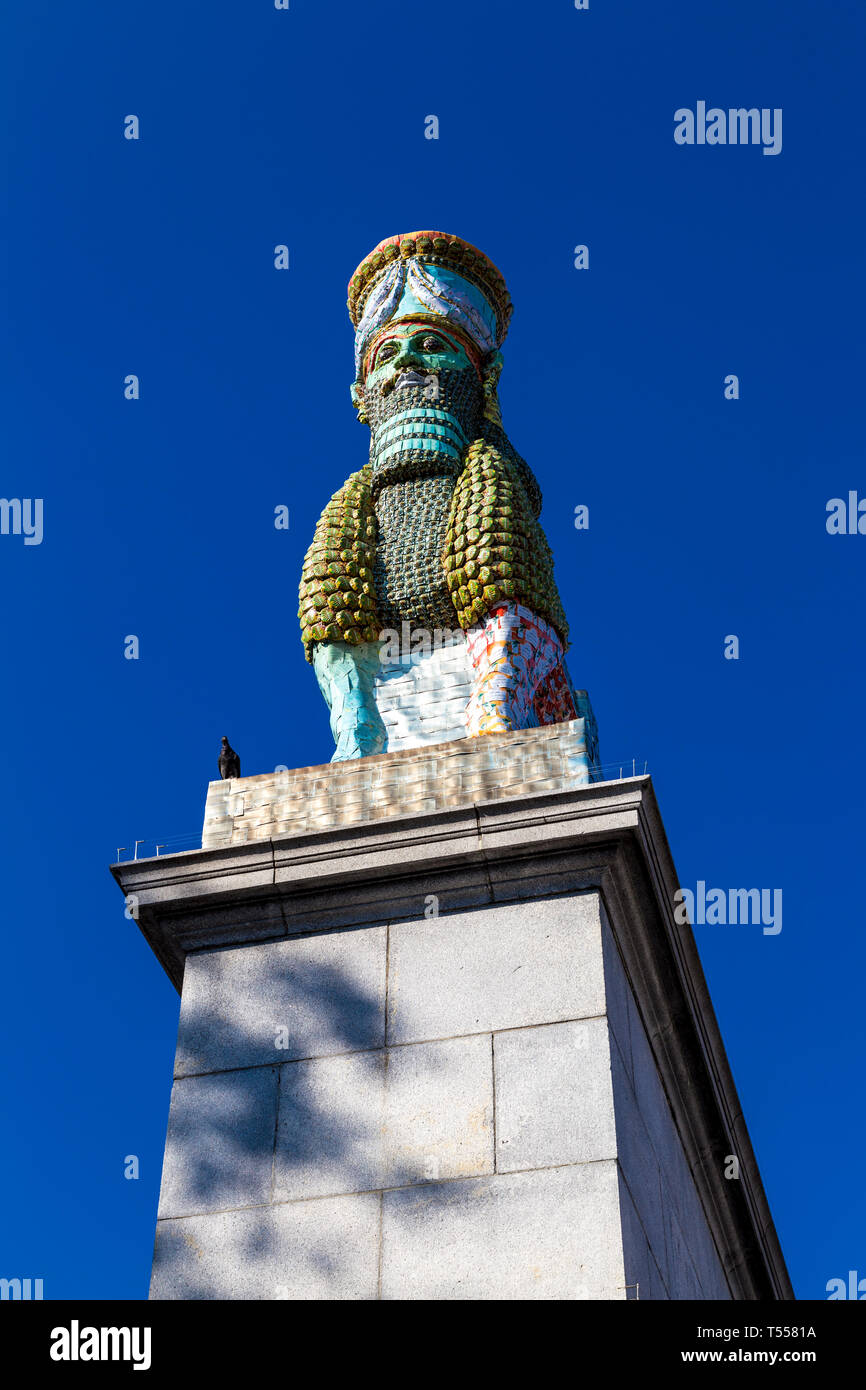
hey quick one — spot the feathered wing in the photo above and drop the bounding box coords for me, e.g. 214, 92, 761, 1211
298, 465, 383, 662
299, 445, 568, 659
443, 439, 569, 648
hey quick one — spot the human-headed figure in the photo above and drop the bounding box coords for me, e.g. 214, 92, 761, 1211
299, 232, 576, 762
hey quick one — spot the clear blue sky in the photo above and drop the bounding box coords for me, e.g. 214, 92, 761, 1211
1, 0, 863, 1300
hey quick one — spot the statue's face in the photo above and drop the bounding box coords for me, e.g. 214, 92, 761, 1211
364, 322, 478, 400
359, 320, 485, 489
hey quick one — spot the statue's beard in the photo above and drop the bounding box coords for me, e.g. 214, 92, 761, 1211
363, 365, 482, 631
366, 365, 482, 494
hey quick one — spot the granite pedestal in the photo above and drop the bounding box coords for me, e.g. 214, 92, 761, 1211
112, 747, 791, 1300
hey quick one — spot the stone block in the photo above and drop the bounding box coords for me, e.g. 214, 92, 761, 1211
273, 1051, 385, 1200
625, 986, 676, 1177
623, 983, 728, 1296
383, 1034, 494, 1187
663, 1199, 705, 1300
272, 1034, 494, 1200
662, 1169, 730, 1300
381, 1162, 626, 1300
387, 895, 606, 1045
600, 910, 633, 1087
617, 1170, 669, 1300
494, 1018, 616, 1172
608, 1040, 666, 1269
174, 928, 387, 1076
150, 1194, 380, 1300
157, 1067, 279, 1218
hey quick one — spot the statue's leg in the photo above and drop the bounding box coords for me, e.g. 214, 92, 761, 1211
312, 640, 388, 762
464, 603, 564, 736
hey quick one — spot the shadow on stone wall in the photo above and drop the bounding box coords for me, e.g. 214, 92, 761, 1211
151, 937, 463, 1300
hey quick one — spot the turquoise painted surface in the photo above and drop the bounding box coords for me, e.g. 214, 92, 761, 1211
313, 641, 387, 762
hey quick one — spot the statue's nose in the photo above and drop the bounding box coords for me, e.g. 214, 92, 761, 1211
391, 344, 420, 368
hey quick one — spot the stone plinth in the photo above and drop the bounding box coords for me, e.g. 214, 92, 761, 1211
202, 704, 601, 848
113, 760, 792, 1300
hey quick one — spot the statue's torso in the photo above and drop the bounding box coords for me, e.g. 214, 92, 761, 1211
373, 474, 457, 632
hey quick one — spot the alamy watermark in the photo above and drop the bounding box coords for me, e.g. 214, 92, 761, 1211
0, 1277, 43, 1300
50, 1323, 151, 1370
0, 498, 43, 545
826, 1271, 866, 1300
826, 492, 866, 535
674, 882, 782, 936
674, 103, 782, 157
379, 622, 462, 664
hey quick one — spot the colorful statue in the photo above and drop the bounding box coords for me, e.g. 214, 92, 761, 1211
298, 232, 583, 762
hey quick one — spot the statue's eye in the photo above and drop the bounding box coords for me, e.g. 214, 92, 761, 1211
422, 336, 449, 352
378, 343, 397, 361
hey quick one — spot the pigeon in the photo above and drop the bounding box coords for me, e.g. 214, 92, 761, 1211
218, 736, 241, 780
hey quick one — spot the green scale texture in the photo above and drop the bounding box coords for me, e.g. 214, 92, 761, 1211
298, 441, 569, 661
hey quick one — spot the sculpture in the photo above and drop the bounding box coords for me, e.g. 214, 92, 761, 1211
299, 232, 580, 762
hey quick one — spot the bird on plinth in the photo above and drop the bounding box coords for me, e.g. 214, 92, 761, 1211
218, 737, 241, 780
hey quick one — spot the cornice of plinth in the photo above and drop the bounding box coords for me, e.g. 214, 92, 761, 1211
111, 775, 793, 1303
111, 776, 647, 983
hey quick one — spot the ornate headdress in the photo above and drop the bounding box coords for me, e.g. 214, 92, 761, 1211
348, 232, 513, 384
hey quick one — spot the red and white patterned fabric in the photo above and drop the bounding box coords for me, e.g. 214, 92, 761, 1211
464, 603, 577, 737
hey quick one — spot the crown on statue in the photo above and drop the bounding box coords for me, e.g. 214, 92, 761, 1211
347, 232, 514, 382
